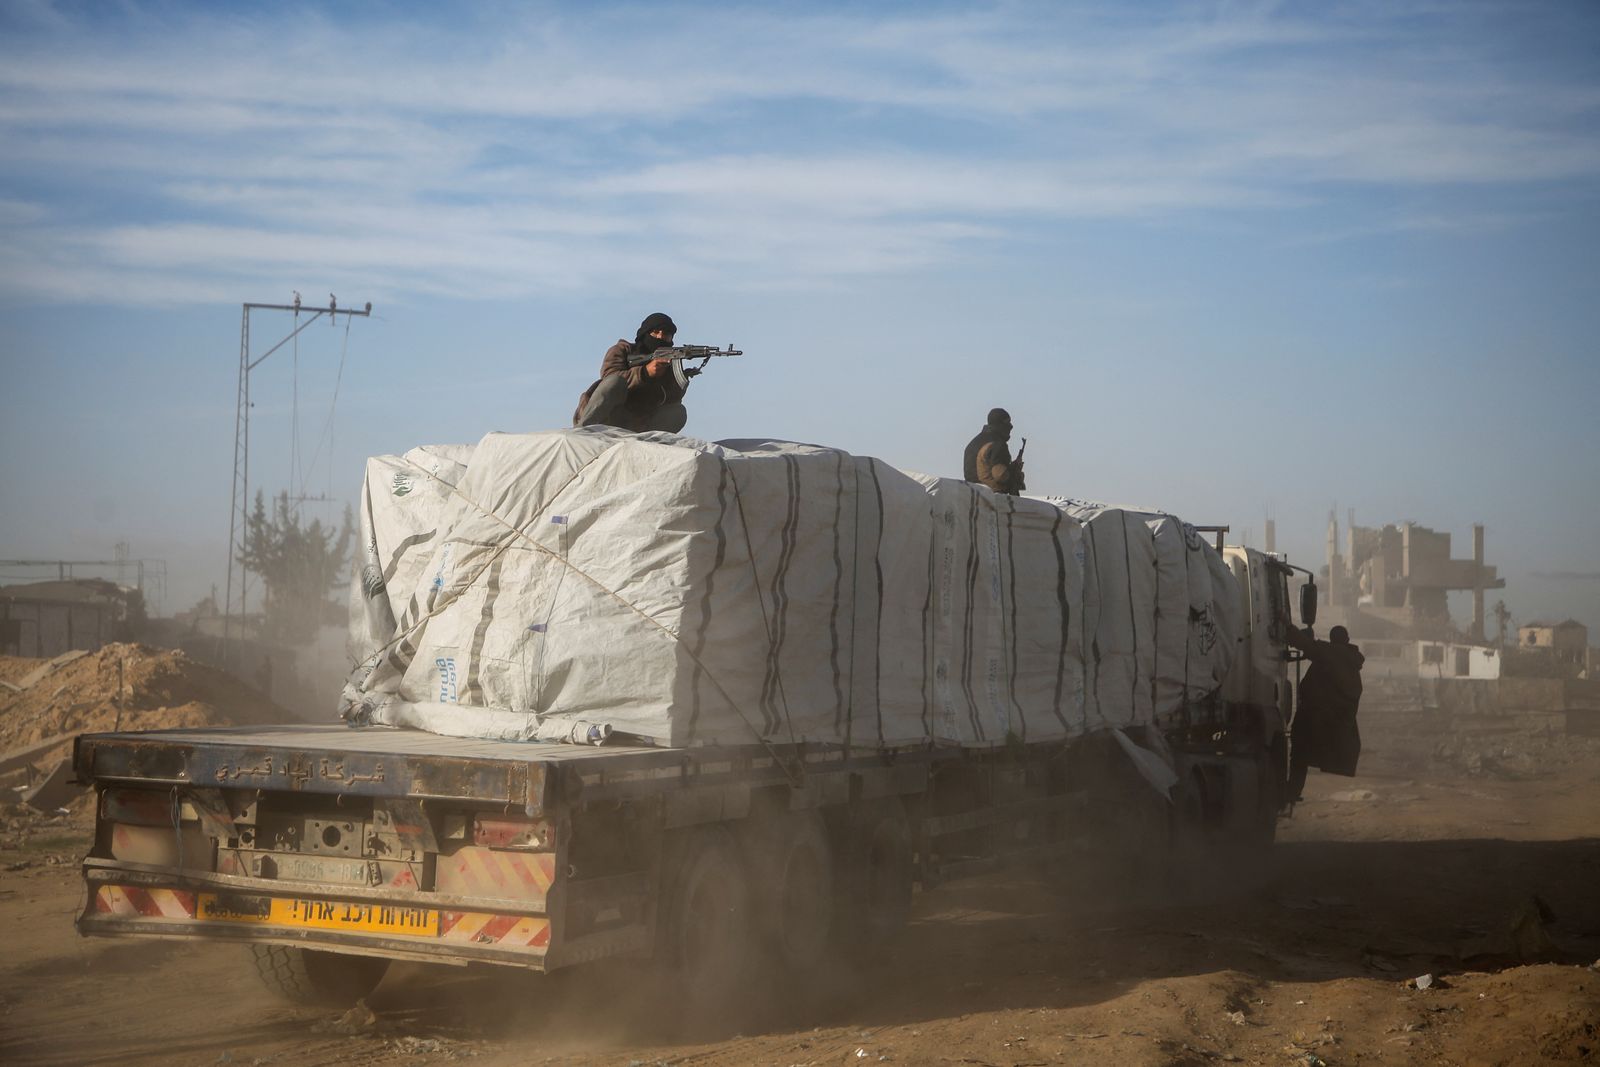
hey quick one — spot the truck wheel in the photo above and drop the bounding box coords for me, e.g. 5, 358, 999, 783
658, 828, 750, 1016
1167, 770, 1214, 876
249, 944, 390, 1006
1249, 735, 1288, 847
743, 810, 835, 973
832, 799, 913, 960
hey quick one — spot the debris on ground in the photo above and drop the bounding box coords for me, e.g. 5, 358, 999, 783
386, 1035, 479, 1057
19, 757, 78, 812
313, 999, 378, 1036
0, 643, 288, 762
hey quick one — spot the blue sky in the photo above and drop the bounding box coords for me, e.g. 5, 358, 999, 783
1, 0, 1597, 634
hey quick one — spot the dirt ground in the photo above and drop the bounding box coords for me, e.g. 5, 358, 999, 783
2, 740, 1597, 1066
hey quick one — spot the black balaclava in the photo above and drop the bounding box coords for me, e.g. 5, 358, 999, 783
986, 407, 1013, 431
634, 312, 677, 355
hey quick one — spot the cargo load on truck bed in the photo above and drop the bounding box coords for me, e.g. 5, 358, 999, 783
343, 429, 1240, 750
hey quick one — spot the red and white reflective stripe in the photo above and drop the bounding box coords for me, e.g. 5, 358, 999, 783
434, 848, 555, 899
94, 885, 197, 919
438, 911, 550, 948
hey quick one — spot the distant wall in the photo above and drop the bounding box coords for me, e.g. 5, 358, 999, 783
1498, 677, 1566, 712
0, 600, 112, 658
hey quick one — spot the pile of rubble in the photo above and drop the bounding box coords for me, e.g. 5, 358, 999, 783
0, 642, 287, 761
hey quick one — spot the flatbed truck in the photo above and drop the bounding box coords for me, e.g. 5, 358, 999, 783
75, 537, 1314, 1007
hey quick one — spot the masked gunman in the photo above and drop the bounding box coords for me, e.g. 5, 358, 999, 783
1285, 624, 1365, 802
963, 407, 1025, 494
573, 313, 688, 433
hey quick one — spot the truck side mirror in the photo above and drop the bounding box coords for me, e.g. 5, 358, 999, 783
1300, 581, 1318, 627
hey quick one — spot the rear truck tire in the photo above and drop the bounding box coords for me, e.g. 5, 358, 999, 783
657, 827, 751, 1019
1251, 734, 1289, 847
830, 799, 913, 960
1165, 770, 1216, 890
740, 809, 835, 973
249, 944, 391, 1006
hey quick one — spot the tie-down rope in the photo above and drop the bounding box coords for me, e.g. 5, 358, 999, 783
354, 440, 804, 787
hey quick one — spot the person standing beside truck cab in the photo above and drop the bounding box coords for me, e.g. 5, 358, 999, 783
1286, 623, 1365, 802
573, 312, 689, 433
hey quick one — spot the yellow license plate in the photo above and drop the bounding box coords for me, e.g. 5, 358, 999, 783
197, 893, 439, 936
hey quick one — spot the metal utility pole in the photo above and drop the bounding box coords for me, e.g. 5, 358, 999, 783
224, 295, 372, 660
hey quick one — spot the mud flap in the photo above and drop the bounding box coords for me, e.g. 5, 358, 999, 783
1111, 728, 1179, 802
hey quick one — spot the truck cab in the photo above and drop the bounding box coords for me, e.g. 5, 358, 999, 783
1157, 545, 1313, 845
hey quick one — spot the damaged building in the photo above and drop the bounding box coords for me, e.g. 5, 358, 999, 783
0, 579, 144, 659
1317, 512, 1505, 680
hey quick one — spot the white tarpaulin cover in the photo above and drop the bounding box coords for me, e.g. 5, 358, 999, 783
342, 429, 1238, 750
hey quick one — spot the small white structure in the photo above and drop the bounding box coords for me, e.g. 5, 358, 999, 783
1358, 638, 1500, 680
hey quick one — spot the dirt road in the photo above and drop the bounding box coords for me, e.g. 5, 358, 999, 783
3, 752, 1597, 1066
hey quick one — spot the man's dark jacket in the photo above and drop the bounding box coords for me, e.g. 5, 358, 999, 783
1291, 632, 1365, 776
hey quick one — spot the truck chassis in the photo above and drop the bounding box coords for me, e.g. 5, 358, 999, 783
75, 708, 1284, 1004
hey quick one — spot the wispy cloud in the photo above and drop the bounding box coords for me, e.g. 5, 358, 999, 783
1, 1, 1596, 304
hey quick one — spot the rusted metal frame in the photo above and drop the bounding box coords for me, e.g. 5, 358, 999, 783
81, 858, 552, 916
78, 739, 543, 809
568, 743, 941, 808
569, 760, 785, 805
77, 916, 550, 970
218, 846, 423, 890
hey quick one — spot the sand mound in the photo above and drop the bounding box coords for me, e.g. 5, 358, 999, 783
0, 643, 292, 757
0, 656, 42, 686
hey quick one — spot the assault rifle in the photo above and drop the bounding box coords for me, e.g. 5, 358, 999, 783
1010, 436, 1027, 494
626, 344, 743, 390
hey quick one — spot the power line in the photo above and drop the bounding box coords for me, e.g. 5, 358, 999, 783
224, 295, 372, 661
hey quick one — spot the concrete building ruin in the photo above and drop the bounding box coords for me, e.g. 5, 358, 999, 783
1321, 511, 1504, 641
1314, 511, 1507, 682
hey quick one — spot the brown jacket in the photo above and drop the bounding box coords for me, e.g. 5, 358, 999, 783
572, 340, 688, 427
963, 429, 1019, 494
975, 440, 1017, 493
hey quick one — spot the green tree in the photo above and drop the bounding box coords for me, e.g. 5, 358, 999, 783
237, 490, 355, 643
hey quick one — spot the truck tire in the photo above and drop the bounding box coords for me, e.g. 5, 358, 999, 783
742, 810, 835, 973
1248, 734, 1288, 848
249, 944, 390, 1006
831, 799, 913, 961
1167, 770, 1214, 879
657, 828, 750, 1017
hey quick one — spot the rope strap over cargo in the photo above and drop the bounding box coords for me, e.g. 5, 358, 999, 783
357, 446, 805, 787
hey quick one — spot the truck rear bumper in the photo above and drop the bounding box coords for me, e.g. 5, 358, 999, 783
78, 859, 555, 970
